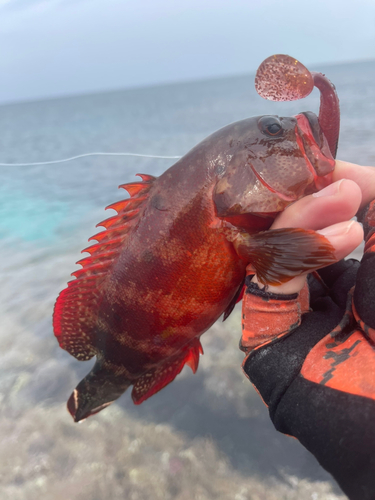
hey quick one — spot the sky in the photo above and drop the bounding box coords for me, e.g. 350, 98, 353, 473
0, 0, 374, 104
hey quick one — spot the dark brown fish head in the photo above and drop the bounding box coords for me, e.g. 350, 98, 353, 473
213, 112, 335, 227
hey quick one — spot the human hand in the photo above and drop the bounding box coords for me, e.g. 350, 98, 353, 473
251, 159, 373, 294
241, 160, 375, 500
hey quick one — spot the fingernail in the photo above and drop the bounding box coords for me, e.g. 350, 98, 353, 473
318, 220, 355, 237
312, 180, 343, 198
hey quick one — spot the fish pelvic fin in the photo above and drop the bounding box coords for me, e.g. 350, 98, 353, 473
234, 228, 336, 286
67, 361, 131, 422
132, 338, 203, 405
223, 277, 246, 321
53, 174, 155, 360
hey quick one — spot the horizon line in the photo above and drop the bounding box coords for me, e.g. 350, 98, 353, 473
0, 56, 374, 108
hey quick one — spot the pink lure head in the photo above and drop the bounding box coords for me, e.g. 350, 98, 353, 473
255, 54, 314, 101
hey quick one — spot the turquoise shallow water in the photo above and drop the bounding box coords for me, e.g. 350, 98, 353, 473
0, 186, 69, 241
0, 60, 374, 499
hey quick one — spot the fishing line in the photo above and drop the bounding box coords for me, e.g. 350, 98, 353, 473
0, 151, 182, 167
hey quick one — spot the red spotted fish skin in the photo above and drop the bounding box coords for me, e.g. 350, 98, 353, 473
54, 114, 337, 421
96, 162, 246, 374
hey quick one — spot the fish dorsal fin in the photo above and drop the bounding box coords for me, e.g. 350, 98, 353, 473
53, 174, 156, 360
132, 338, 203, 404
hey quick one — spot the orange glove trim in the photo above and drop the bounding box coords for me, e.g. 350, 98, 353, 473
301, 330, 375, 400
301, 289, 375, 400
240, 281, 310, 353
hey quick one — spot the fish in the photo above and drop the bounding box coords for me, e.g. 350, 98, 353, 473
53, 55, 340, 422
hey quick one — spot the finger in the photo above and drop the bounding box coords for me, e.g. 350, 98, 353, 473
253, 220, 364, 295
272, 179, 362, 231
334, 160, 375, 208
318, 220, 363, 261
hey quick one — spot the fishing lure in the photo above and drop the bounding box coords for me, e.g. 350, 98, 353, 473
53, 55, 340, 422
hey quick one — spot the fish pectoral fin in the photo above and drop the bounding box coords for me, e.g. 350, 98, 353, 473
67, 361, 131, 422
132, 338, 203, 405
234, 228, 336, 286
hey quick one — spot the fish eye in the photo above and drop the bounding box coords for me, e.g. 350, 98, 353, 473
258, 116, 283, 137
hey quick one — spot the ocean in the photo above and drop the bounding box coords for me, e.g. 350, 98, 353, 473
0, 60, 374, 500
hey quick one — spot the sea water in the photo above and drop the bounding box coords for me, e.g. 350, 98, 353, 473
0, 60, 374, 500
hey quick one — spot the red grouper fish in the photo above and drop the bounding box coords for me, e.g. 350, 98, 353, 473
53, 55, 340, 422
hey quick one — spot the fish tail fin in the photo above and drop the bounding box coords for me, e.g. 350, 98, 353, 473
67, 361, 131, 422
235, 228, 336, 286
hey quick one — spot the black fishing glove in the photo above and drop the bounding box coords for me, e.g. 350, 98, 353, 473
240, 201, 375, 500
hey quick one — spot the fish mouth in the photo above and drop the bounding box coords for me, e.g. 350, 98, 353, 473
295, 112, 335, 190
